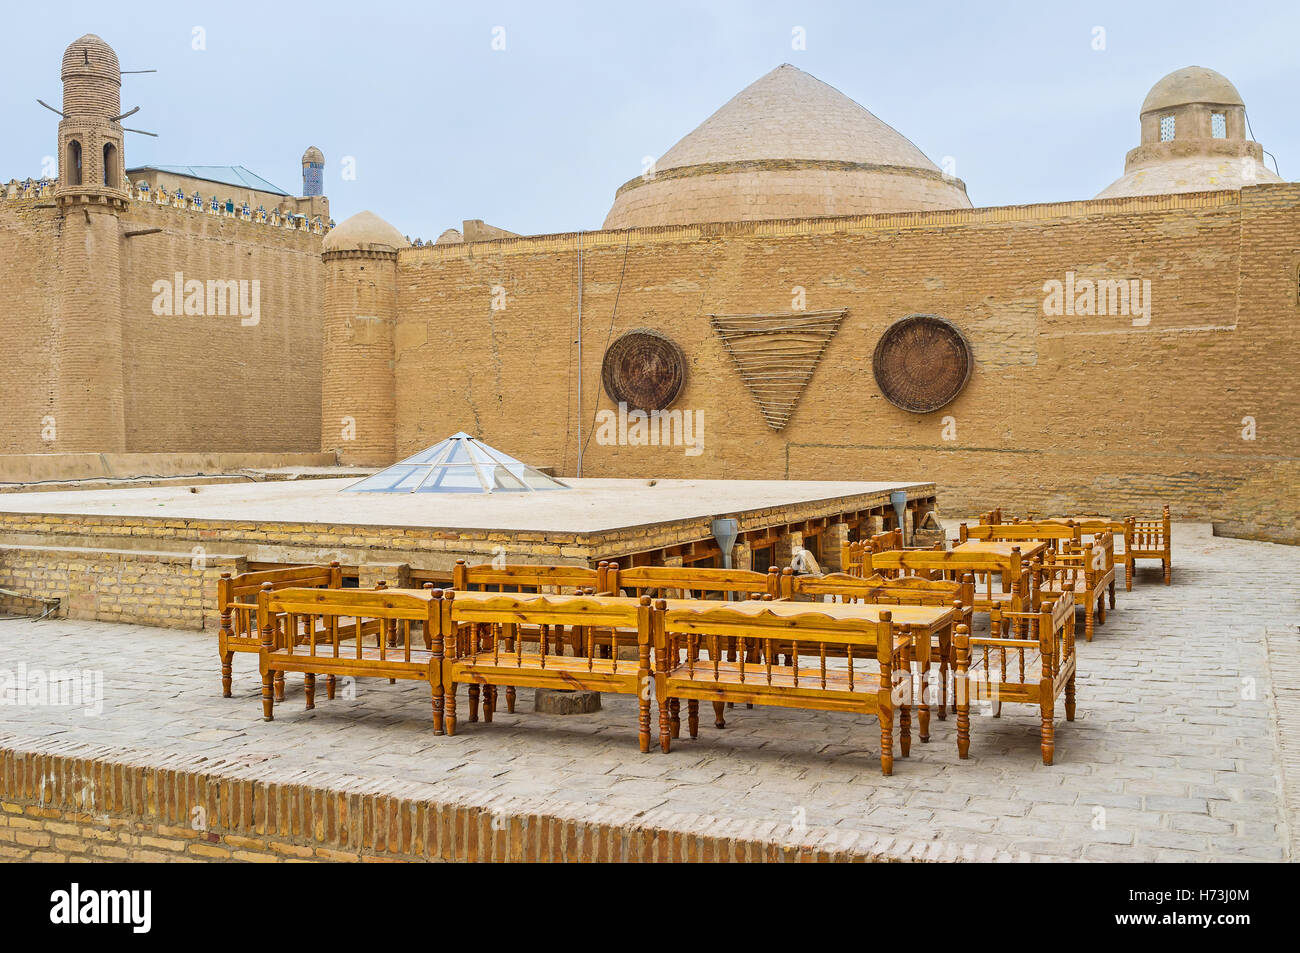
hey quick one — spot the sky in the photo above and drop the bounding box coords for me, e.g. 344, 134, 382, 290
2, 0, 1295, 239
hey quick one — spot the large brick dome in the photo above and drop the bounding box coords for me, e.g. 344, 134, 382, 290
603, 64, 970, 229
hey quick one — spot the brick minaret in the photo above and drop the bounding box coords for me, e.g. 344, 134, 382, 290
53, 34, 128, 451
320, 211, 407, 465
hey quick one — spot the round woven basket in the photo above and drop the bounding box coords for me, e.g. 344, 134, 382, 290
601, 328, 687, 412
872, 314, 973, 413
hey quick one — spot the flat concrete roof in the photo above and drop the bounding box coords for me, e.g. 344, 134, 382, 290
0, 477, 933, 534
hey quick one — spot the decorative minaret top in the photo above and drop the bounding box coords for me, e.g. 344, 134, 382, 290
55, 34, 128, 207
1096, 66, 1283, 198
302, 146, 325, 197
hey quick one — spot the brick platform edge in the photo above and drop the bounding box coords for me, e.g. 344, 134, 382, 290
0, 734, 1065, 863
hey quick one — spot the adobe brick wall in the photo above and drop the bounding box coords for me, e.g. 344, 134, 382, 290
0, 545, 240, 630
389, 186, 1300, 543
0, 197, 324, 455
0, 201, 60, 454
0, 740, 1029, 862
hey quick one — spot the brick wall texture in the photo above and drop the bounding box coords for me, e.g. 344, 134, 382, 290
0, 197, 323, 454
381, 185, 1300, 542
0, 742, 1030, 861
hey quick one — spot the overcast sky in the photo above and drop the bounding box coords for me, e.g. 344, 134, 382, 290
2, 0, 1294, 238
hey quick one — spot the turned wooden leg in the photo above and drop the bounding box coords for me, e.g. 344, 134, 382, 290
687, 700, 699, 738
937, 654, 948, 720
638, 679, 651, 754
326, 674, 336, 700
445, 686, 457, 737
1098, 594, 1107, 625
432, 684, 445, 735
1125, 557, 1134, 592
274, 670, 285, 703
1163, 560, 1171, 585
1108, 580, 1116, 608
220, 651, 234, 698
879, 709, 894, 777
712, 700, 726, 729
468, 684, 480, 723
1065, 675, 1076, 722
956, 628, 971, 759
1041, 706, 1055, 766
659, 695, 672, 753
956, 691, 970, 759
483, 685, 496, 723
919, 664, 930, 743
304, 673, 316, 711
261, 671, 275, 722
506, 686, 516, 714
670, 698, 681, 739
899, 696, 911, 758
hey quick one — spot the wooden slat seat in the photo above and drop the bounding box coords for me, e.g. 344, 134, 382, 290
653, 601, 925, 775
1125, 505, 1172, 588
1035, 532, 1116, 641
958, 520, 1082, 551
218, 562, 349, 701
451, 559, 613, 717
777, 569, 973, 724
443, 592, 655, 750
864, 548, 1031, 621
257, 585, 445, 728
956, 590, 1077, 765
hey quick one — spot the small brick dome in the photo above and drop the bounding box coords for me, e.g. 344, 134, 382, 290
322, 210, 408, 253
1141, 67, 1244, 115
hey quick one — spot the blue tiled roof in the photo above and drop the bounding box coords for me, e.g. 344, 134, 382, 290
126, 164, 289, 196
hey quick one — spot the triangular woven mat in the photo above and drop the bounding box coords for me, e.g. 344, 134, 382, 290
709, 309, 847, 431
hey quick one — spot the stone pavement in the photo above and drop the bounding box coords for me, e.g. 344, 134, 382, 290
1, 523, 1296, 861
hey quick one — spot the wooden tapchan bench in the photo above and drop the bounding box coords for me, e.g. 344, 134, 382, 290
778, 569, 974, 721
256, 585, 444, 729
441, 591, 656, 751
1036, 532, 1116, 641
607, 564, 782, 730
652, 601, 918, 775
842, 529, 944, 579
219, 563, 347, 700
958, 520, 1082, 551
957, 589, 1077, 765
451, 560, 612, 718
1125, 505, 1172, 588
606, 565, 781, 601
865, 549, 1032, 625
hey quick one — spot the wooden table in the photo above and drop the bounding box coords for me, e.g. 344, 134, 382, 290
951, 539, 1048, 561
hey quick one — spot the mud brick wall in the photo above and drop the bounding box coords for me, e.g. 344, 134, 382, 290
0, 545, 239, 630
387, 186, 1300, 543
0, 197, 323, 454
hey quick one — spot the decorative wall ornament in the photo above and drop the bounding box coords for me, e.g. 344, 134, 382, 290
872, 314, 973, 413
709, 309, 848, 431
600, 328, 687, 412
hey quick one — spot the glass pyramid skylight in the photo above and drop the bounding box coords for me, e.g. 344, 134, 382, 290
344, 432, 569, 494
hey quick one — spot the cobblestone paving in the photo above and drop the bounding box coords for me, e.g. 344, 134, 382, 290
1, 524, 1296, 861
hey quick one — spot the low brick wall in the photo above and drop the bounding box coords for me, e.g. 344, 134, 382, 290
0, 739, 1033, 862
0, 545, 241, 630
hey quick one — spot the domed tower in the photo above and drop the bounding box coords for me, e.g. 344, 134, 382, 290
1096, 66, 1283, 198
302, 146, 325, 197
53, 34, 128, 451
56, 33, 128, 205
321, 211, 408, 465
603, 64, 970, 229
